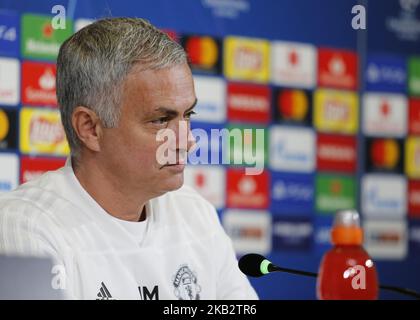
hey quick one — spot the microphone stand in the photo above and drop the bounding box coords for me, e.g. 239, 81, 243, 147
269, 264, 420, 299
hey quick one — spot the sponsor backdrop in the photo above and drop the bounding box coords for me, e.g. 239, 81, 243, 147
0, 0, 419, 299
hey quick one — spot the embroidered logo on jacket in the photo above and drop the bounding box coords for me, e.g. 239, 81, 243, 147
172, 265, 201, 300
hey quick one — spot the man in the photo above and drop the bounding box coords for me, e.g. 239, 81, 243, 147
0, 18, 258, 300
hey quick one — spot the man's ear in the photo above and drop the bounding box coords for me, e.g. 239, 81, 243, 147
71, 106, 102, 152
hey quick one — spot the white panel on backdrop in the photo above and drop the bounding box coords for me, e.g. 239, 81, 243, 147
0, 153, 19, 194
271, 41, 317, 89
222, 209, 271, 255
364, 220, 408, 260
0, 57, 19, 106
192, 76, 226, 123
183, 165, 225, 210
269, 126, 315, 172
361, 174, 407, 218
362, 93, 407, 137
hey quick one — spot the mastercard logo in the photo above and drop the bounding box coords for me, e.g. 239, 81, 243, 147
277, 90, 308, 121
0, 109, 10, 141
185, 36, 218, 69
370, 139, 399, 169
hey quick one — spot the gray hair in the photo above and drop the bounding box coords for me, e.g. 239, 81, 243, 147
56, 17, 188, 158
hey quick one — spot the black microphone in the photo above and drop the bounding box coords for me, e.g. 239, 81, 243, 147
238, 253, 420, 299
238, 253, 317, 278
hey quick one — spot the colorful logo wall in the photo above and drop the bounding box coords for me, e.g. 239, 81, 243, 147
0, 10, 419, 263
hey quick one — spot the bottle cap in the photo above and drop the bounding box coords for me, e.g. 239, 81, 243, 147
331, 209, 363, 245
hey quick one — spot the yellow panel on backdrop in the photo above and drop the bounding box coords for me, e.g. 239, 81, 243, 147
224, 36, 270, 83
20, 107, 69, 156
314, 89, 358, 134
406, 136, 420, 178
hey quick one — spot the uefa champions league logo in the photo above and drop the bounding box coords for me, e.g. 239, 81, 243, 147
400, 0, 420, 14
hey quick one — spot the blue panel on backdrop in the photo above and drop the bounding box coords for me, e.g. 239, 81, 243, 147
368, 0, 420, 54
0, 10, 19, 57
313, 215, 333, 256
365, 54, 407, 93
270, 172, 314, 216
272, 216, 313, 251
0, 0, 358, 48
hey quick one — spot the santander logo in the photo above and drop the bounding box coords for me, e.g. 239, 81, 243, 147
238, 176, 257, 195
25, 69, 56, 104
318, 48, 357, 89
227, 169, 269, 209
328, 56, 346, 76
22, 62, 57, 106
39, 69, 55, 90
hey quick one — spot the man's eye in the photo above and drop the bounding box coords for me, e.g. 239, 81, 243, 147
151, 117, 169, 125
185, 111, 197, 120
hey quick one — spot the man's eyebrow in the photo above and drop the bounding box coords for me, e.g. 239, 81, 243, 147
185, 98, 198, 113
152, 98, 198, 116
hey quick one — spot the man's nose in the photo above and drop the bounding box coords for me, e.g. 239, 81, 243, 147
169, 120, 196, 152
186, 128, 196, 153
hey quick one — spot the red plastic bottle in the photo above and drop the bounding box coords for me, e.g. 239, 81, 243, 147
317, 209, 379, 300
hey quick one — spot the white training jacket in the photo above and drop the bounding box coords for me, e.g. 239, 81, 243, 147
0, 161, 258, 300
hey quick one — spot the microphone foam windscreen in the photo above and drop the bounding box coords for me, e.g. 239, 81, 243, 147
238, 253, 266, 278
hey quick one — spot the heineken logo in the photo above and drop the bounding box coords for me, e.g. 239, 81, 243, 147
22, 14, 73, 60
316, 175, 356, 213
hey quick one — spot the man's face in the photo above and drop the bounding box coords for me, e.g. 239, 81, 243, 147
98, 63, 197, 198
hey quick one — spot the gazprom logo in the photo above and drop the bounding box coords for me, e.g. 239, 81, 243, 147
274, 141, 310, 163
367, 188, 402, 209
269, 127, 315, 172
362, 175, 406, 218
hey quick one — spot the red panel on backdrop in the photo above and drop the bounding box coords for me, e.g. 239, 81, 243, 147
227, 168, 269, 209
21, 61, 57, 106
227, 82, 271, 124
20, 156, 66, 183
318, 48, 358, 90
408, 180, 420, 218
317, 134, 357, 173
409, 98, 420, 135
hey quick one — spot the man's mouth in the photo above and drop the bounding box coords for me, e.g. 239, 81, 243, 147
160, 158, 187, 169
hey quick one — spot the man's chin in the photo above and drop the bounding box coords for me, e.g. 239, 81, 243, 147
160, 174, 184, 193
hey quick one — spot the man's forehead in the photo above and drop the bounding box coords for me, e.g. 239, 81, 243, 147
122, 64, 196, 116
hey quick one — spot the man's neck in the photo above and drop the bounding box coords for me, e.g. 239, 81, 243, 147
72, 157, 148, 222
